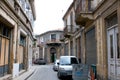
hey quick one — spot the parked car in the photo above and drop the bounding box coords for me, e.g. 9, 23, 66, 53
34, 58, 46, 65
33, 59, 40, 64
38, 58, 46, 65
57, 56, 79, 79
53, 59, 59, 71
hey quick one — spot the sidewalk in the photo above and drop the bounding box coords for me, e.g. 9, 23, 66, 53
13, 65, 36, 80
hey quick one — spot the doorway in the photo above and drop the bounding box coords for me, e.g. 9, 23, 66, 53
107, 26, 120, 80
0, 25, 11, 77
50, 47, 56, 63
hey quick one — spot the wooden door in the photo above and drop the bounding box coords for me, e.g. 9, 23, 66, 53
0, 37, 10, 77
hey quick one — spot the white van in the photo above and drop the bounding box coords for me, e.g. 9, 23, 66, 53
57, 56, 79, 79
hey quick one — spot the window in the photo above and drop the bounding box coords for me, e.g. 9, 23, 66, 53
0, 23, 10, 38
40, 37, 43, 42
71, 58, 78, 64
20, 35, 26, 46
65, 43, 69, 55
106, 14, 117, 28
70, 12, 73, 32
60, 57, 70, 65
64, 19, 67, 27
3, 27, 10, 37
110, 35, 113, 58
51, 34, 56, 41
70, 41, 73, 55
117, 34, 120, 58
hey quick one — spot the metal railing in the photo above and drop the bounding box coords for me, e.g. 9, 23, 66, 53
64, 25, 73, 36
46, 39, 61, 44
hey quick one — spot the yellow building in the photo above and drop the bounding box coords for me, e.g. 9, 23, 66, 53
35, 30, 63, 63
62, 1, 81, 62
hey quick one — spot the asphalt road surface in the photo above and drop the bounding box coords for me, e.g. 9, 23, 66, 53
27, 64, 58, 80
27, 64, 72, 80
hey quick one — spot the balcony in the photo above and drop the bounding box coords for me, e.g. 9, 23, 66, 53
37, 42, 44, 47
64, 25, 73, 38
75, 0, 94, 26
60, 34, 65, 42
46, 39, 62, 46
3, 0, 33, 33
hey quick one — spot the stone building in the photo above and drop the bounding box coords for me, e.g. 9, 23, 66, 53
35, 30, 63, 63
74, 0, 120, 80
0, 0, 36, 78
62, 0, 120, 79
62, 1, 81, 62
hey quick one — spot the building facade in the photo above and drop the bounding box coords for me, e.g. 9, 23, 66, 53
74, 0, 120, 80
35, 30, 63, 63
62, 1, 82, 63
0, 0, 36, 78
62, 0, 120, 80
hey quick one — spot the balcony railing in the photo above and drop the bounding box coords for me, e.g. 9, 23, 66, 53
37, 42, 44, 47
75, 0, 95, 15
75, 0, 94, 26
46, 39, 62, 45
64, 25, 73, 38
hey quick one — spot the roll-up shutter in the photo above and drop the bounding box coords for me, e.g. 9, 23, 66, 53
85, 28, 96, 65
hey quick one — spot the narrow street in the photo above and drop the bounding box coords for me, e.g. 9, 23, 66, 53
27, 65, 59, 80
1, 0, 119, 80
27, 64, 73, 80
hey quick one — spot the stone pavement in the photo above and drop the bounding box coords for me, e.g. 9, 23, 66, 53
13, 65, 37, 80
0, 75, 12, 80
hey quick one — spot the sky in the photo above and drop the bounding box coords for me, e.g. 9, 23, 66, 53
34, 0, 73, 35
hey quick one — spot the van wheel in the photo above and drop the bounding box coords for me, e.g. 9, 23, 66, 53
57, 72, 61, 79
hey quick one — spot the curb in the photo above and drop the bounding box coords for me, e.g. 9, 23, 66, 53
25, 68, 36, 80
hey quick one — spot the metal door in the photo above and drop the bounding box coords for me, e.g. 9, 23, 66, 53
86, 28, 97, 65
107, 27, 120, 80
